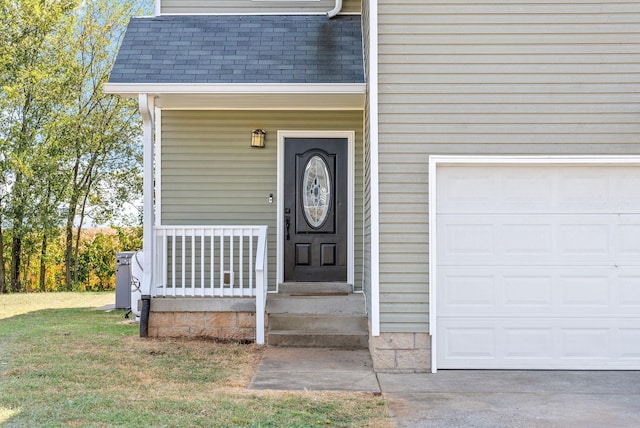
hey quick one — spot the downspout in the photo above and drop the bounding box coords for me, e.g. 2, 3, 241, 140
138, 93, 155, 337
327, 0, 342, 18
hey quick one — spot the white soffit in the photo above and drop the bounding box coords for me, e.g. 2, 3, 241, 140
102, 83, 366, 110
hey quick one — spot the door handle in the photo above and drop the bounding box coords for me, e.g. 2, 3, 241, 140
285, 216, 291, 240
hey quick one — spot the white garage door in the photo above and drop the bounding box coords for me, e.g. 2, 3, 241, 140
436, 164, 640, 369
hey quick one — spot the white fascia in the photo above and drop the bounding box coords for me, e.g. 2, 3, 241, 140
103, 83, 366, 97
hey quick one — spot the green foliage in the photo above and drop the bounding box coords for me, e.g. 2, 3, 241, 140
79, 234, 114, 290
12, 227, 142, 292
114, 225, 143, 251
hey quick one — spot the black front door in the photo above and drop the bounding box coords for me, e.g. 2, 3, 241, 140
284, 138, 347, 282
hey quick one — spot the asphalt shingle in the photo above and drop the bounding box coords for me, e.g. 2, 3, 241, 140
109, 15, 364, 84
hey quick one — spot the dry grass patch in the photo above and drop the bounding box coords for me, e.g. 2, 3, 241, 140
0, 293, 392, 427
120, 336, 265, 393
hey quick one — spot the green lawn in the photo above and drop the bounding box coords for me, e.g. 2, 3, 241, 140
0, 292, 390, 427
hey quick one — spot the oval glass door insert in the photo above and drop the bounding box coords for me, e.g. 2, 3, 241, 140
302, 155, 331, 228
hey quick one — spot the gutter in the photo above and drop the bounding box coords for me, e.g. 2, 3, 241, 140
327, 0, 342, 18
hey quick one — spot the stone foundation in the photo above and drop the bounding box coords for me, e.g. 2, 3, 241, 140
146, 297, 265, 341
148, 311, 262, 341
369, 332, 431, 372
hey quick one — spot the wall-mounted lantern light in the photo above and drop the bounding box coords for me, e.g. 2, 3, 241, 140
251, 129, 266, 148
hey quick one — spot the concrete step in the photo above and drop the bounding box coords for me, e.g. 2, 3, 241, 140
278, 282, 353, 294
266, 293, 365, 315
268, 330, 369, 349
269, 313, 368, 332
266, 290, 368, 349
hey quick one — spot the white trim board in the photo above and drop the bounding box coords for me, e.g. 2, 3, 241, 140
367, 0, 380, 337
154, 108, 162, 226
276, 131, 356, 290
428, 155, 640, 373
139, 94, 156, 297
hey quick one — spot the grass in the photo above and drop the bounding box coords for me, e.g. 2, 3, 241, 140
0, 292, 115, 320
0, 292, 391, 427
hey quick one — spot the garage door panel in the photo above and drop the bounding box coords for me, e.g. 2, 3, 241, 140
440, 222, 495, 256
503, 223, 552, 255
438, 214, 640, 266
439, 268, 551, 311
620, 329, 640, 359
437, 165, 640, 214
561, 275, 610, 307
561, 328, 610, 360
438, 319, 640, 369
617, 174, 640, 210
438, 273, 496, 307
436, 163, 640, 370
438, 266, 640, 316
621, 276, 640, 306
441, 326, 496, 360
559, 224, 609, 256
503, 328, 554, 360
620, 223, 640, 255
558, 173, 611, 212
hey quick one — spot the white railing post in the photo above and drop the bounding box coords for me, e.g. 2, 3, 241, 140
255, 226, 268, 345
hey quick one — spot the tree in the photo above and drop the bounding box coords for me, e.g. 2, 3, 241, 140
0, 0, 149, 292
57, 0, 143, 290
0, 0, 78, 291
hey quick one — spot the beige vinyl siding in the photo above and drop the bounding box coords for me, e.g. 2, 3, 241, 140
377, 0, 640, 333
160, 110, 364, 290
161, 0, 360, 14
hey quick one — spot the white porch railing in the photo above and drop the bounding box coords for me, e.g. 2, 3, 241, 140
153, 225, 268, 344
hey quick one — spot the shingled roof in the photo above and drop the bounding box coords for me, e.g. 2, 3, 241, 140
109, 15, 364, 84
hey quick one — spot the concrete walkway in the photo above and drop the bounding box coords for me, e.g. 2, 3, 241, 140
249, 348, 640, 427
249, 348, 380, 392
